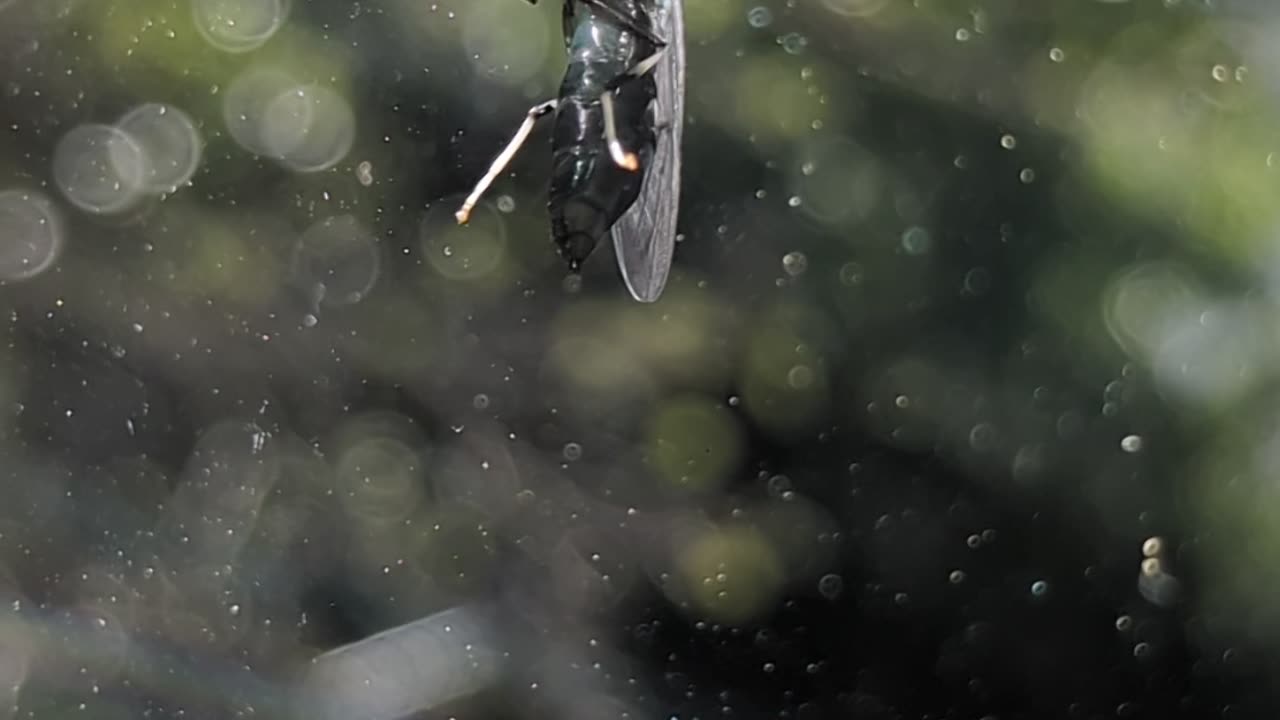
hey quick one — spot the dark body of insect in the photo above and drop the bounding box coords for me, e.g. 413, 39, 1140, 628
456, 0, 683, 302
548, 0, 657, 266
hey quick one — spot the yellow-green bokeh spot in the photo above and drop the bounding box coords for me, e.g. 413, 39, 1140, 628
675, 524, 785, 626
546, 291, 735, 415
85, 0, 354, 124
791, 134, 883, 230
546, 299, 655, 415
684, 0, 735, 42
740, 304, 832, 439
423, 209, 511, 288
335, 437, 425, 525
617, 287, 733, 389
87, 0, 234, 96
648, 395, 744, 496
733, 57, 831, 146
1078, 43, 1280, 271
548, 334, 651, 404
166, 210, 283, 308
341, 291, 440, 378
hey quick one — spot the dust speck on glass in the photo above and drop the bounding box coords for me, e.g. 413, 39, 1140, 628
0, 0, 1266, 718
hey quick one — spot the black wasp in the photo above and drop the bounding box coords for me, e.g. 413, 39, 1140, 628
455, 0, 685, 303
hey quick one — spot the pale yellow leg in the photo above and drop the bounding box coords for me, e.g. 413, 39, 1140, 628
456, 99, 558, 224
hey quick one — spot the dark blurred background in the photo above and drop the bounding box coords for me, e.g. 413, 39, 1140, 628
0, 0, 1276, 718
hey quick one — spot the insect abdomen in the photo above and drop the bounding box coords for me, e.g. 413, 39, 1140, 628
547, 2, 657, 269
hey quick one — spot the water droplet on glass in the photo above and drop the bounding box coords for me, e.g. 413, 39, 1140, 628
356, 160, 374, 186
963, 267, 991, 295
782, 251, 808, 276
787, 365, 813, 389
747, 6, 773, 28
817, 573, 843, 599
968, 422, 998, 451
1137, 563, 1180, 606
1142, 536, 1162, 557
901, 226, 931, 255
838, 262, 863, 286
780, 32, 808, 55
767, 474, 792, 498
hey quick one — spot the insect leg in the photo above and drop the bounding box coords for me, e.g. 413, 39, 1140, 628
605, 48, 667, 93
600, 92, 639, 171
455, 99, 559, 225
599, 47, 667, 171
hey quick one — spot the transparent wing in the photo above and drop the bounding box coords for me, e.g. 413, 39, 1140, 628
612, 0, 684, 303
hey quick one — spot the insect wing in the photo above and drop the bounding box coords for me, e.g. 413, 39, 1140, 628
612, 0, 684, 303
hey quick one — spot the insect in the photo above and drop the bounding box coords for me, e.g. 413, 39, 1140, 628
454, 0, 685, 303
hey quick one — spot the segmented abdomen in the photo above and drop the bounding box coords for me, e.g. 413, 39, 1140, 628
547, 1, 659, 269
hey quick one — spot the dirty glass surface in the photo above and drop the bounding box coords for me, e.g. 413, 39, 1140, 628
0, 0, 1272, 718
